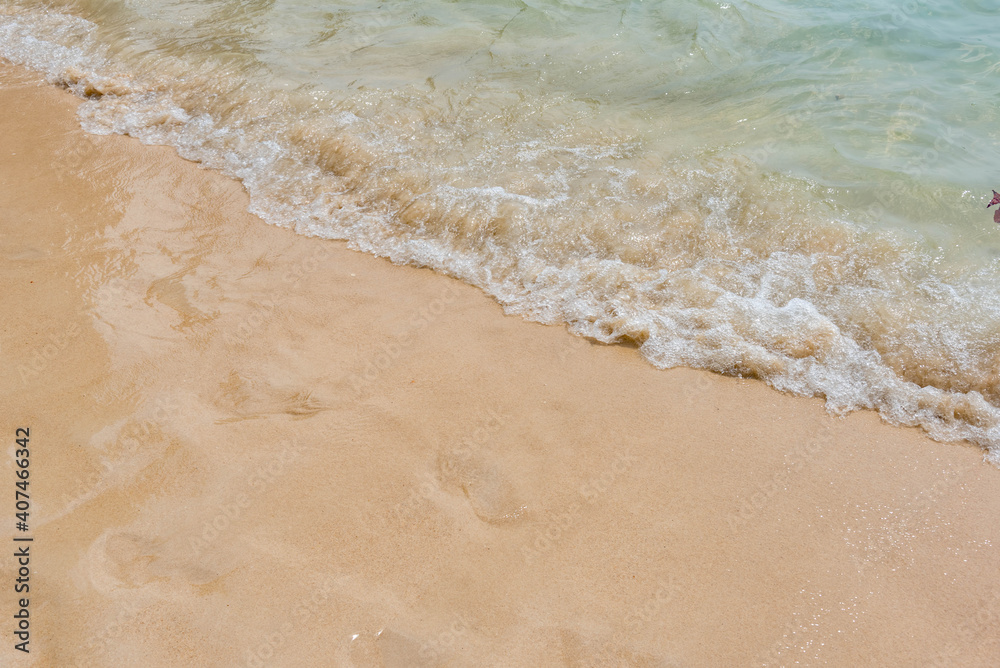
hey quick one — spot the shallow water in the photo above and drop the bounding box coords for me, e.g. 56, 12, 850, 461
3, 0, 1000, 455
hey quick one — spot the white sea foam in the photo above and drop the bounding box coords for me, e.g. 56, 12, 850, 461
3, 1, 1000, 458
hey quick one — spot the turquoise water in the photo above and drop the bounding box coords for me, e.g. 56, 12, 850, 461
3, 0, 1000, 454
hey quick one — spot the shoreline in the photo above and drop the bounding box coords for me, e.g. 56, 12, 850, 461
2, 61, 1000, 666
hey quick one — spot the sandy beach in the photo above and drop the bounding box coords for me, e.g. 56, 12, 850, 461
2, 60, 999, 667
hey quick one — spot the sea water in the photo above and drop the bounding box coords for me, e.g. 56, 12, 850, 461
2, 0, 1000, 455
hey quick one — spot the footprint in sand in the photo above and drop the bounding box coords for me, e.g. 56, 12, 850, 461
436, 451, 527, 525
85, 530, 221, 592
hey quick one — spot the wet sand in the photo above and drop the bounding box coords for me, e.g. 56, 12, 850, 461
1, 61, 999, 667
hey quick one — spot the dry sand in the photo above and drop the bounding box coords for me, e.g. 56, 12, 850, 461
1, 61, 999, 667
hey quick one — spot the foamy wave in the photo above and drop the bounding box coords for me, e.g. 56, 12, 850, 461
3, 3, 1000, 459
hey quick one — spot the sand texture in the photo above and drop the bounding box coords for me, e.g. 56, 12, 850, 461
2, 62, 1000, 667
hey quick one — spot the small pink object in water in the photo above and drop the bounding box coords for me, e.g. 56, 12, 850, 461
989, 190, 1000, 223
